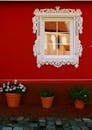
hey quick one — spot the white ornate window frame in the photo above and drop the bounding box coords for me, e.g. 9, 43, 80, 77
33, 7, 83, 68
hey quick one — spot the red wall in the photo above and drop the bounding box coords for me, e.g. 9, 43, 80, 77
0, 2, 92, 80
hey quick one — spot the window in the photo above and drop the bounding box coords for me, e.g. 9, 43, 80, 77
44, 18, 70, 55
33, 7, 83, 68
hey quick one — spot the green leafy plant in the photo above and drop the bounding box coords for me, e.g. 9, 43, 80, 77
69, 87, 91, 102
39, 89, 55, 97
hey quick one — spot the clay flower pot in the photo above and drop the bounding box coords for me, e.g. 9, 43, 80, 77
41, 96, 54, 109
5, 93, 22, 108
69, 87, 90, 109
0, 80, 26, 108
39, 89, 55, 109
74, 100, 85, 109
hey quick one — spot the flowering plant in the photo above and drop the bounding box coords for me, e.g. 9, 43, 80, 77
0, 80, 26, 94
69, 87, 90, 102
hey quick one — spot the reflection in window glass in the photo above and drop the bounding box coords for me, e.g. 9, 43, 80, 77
44, 21, 70, 55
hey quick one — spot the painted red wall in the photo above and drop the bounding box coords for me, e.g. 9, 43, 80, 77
0, 2, 92, 79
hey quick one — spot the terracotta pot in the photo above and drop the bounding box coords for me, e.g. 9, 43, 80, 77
5, 93, 22, 108
74, 100, 85, 109
41, 96, 54, 109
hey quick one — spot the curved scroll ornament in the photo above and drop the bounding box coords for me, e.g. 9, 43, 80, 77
33, 7, 83, 68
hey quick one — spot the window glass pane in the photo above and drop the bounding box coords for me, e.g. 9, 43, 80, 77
44, 21, 70, 55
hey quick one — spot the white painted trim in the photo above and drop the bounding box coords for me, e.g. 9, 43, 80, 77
33, 7, 83, 68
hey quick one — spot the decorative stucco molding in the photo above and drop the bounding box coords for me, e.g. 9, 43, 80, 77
33, 7, 83, 68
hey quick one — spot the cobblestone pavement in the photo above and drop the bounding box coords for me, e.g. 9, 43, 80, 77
0, 117, 92, 130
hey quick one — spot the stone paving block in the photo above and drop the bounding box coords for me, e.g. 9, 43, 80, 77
24, 128, 34, 130
56, 126, 64, 130
74, 118, 82, 121
72, 126, 81, 130
46, 117, 54, 122
39, 126, 46, 130
83, 118, 92, 123
31, 118, 38, 123
23, 128, 32, 130
86, 122, 92, 128
39, 122, 46, 127
81, 126, 90, 130
46, 118, 55, 125
33, 127, 39, 130
55, 118, 63, 126
76, 121, 86, 127
0, 117, 92, 130
70, 120, 79, 126
13, 127, 23, 130
47, 121, 55, 125
26, 127, 34, 130
2, 127, 12, 130
39, 118, 46, 123
23, 118, 31, 122
30, 122, 38, 127
46, 125, 56, 130
16, 117, 24, 121
29, 119, 39, 127
63, 128, 72, 130
62, 120, 70, 128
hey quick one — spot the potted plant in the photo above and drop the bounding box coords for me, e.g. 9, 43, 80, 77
39, 89, 55, 109
0, 80, 26, 108
69, 87, 91, 109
